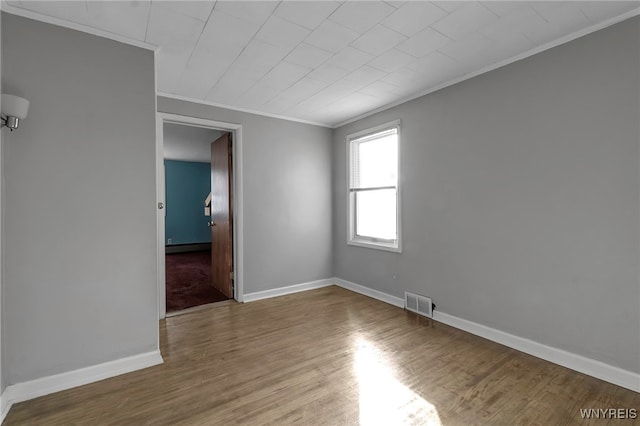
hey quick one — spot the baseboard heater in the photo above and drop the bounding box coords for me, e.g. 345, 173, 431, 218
165, 243, 211, 254
405, 292, 433, 318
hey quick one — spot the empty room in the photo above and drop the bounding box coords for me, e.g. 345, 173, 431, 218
0, 1, 638, 424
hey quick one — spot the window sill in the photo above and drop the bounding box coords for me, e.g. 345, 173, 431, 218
347, 239, 402, 253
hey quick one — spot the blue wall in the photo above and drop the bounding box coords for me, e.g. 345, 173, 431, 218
165, 160, 211, 245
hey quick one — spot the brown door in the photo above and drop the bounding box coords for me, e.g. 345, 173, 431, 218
210, 132, 233, 298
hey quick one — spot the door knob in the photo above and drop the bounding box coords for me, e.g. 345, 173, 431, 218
208, 221, 216, 227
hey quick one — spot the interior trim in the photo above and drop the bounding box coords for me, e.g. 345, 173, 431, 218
0, 350, 163, 422
156, 112, 245, 319
157, 92, 333, 128
0, 2, 158, 52
334, 7, 640, 128
332, 277, 640, 393
3, 2, 636, 130
243, 278, 334, 303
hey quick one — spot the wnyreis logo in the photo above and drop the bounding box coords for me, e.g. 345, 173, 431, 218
580, 408, 637, 419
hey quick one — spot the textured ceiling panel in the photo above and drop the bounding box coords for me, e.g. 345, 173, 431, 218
6, 0, 639, 127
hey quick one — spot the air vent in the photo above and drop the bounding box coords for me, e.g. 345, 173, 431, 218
405, 292, 433, 318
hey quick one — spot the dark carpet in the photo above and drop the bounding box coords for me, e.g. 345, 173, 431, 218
165, 250, 228, 312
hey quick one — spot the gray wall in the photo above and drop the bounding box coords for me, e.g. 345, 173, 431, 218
333, 17, 640, 373
2, 14, 158, 384
158, 97, 333, 294
163, 123, 222, 163
1, 7, 635, 389
0, 11, 4, 393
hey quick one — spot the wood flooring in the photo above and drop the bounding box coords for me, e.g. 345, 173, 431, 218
5, 286, 639, 425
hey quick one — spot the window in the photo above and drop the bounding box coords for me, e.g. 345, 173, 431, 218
347, 120, 401, 252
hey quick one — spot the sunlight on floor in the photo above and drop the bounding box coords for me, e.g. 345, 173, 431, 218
354, 337, 442, 426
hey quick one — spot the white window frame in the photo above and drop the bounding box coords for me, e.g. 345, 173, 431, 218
346, 119, 402, 253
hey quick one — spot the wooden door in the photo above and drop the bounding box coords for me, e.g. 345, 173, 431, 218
210, 133, 233, 298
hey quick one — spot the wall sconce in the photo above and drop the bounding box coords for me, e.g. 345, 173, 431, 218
1, 94, 30, 131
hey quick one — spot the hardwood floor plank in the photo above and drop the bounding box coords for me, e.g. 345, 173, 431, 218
5, 286, 639, 425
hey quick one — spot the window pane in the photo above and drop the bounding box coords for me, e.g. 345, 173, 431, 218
356, 189, 397, 240
354, 134, 397, 189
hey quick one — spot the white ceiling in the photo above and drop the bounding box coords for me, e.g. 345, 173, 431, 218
4, 1, 639, 127
163, 122, 222, 162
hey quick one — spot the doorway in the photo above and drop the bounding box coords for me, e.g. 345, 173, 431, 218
156, 113, 244, 319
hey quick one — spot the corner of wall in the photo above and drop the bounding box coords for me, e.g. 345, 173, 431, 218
0, 6, 5, 396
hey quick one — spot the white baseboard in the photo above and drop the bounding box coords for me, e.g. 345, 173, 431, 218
0, 393, 8, 425
333, 277, 640, 393
3, 280, 635, 425
334, 278, 404, 308
243, 278, 334, 302
0, 350, 163, 423
432, 311, 640, 393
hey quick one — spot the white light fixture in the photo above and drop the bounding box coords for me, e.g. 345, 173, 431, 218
2, 94, 30, 131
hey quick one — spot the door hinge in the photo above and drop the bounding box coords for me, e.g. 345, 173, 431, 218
230, 271, 234, 280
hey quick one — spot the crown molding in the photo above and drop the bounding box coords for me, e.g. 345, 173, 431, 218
334, 7, 640, 129
157, 92, 333, 129
3, 1, 637, 130
0, 1, 159, 52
